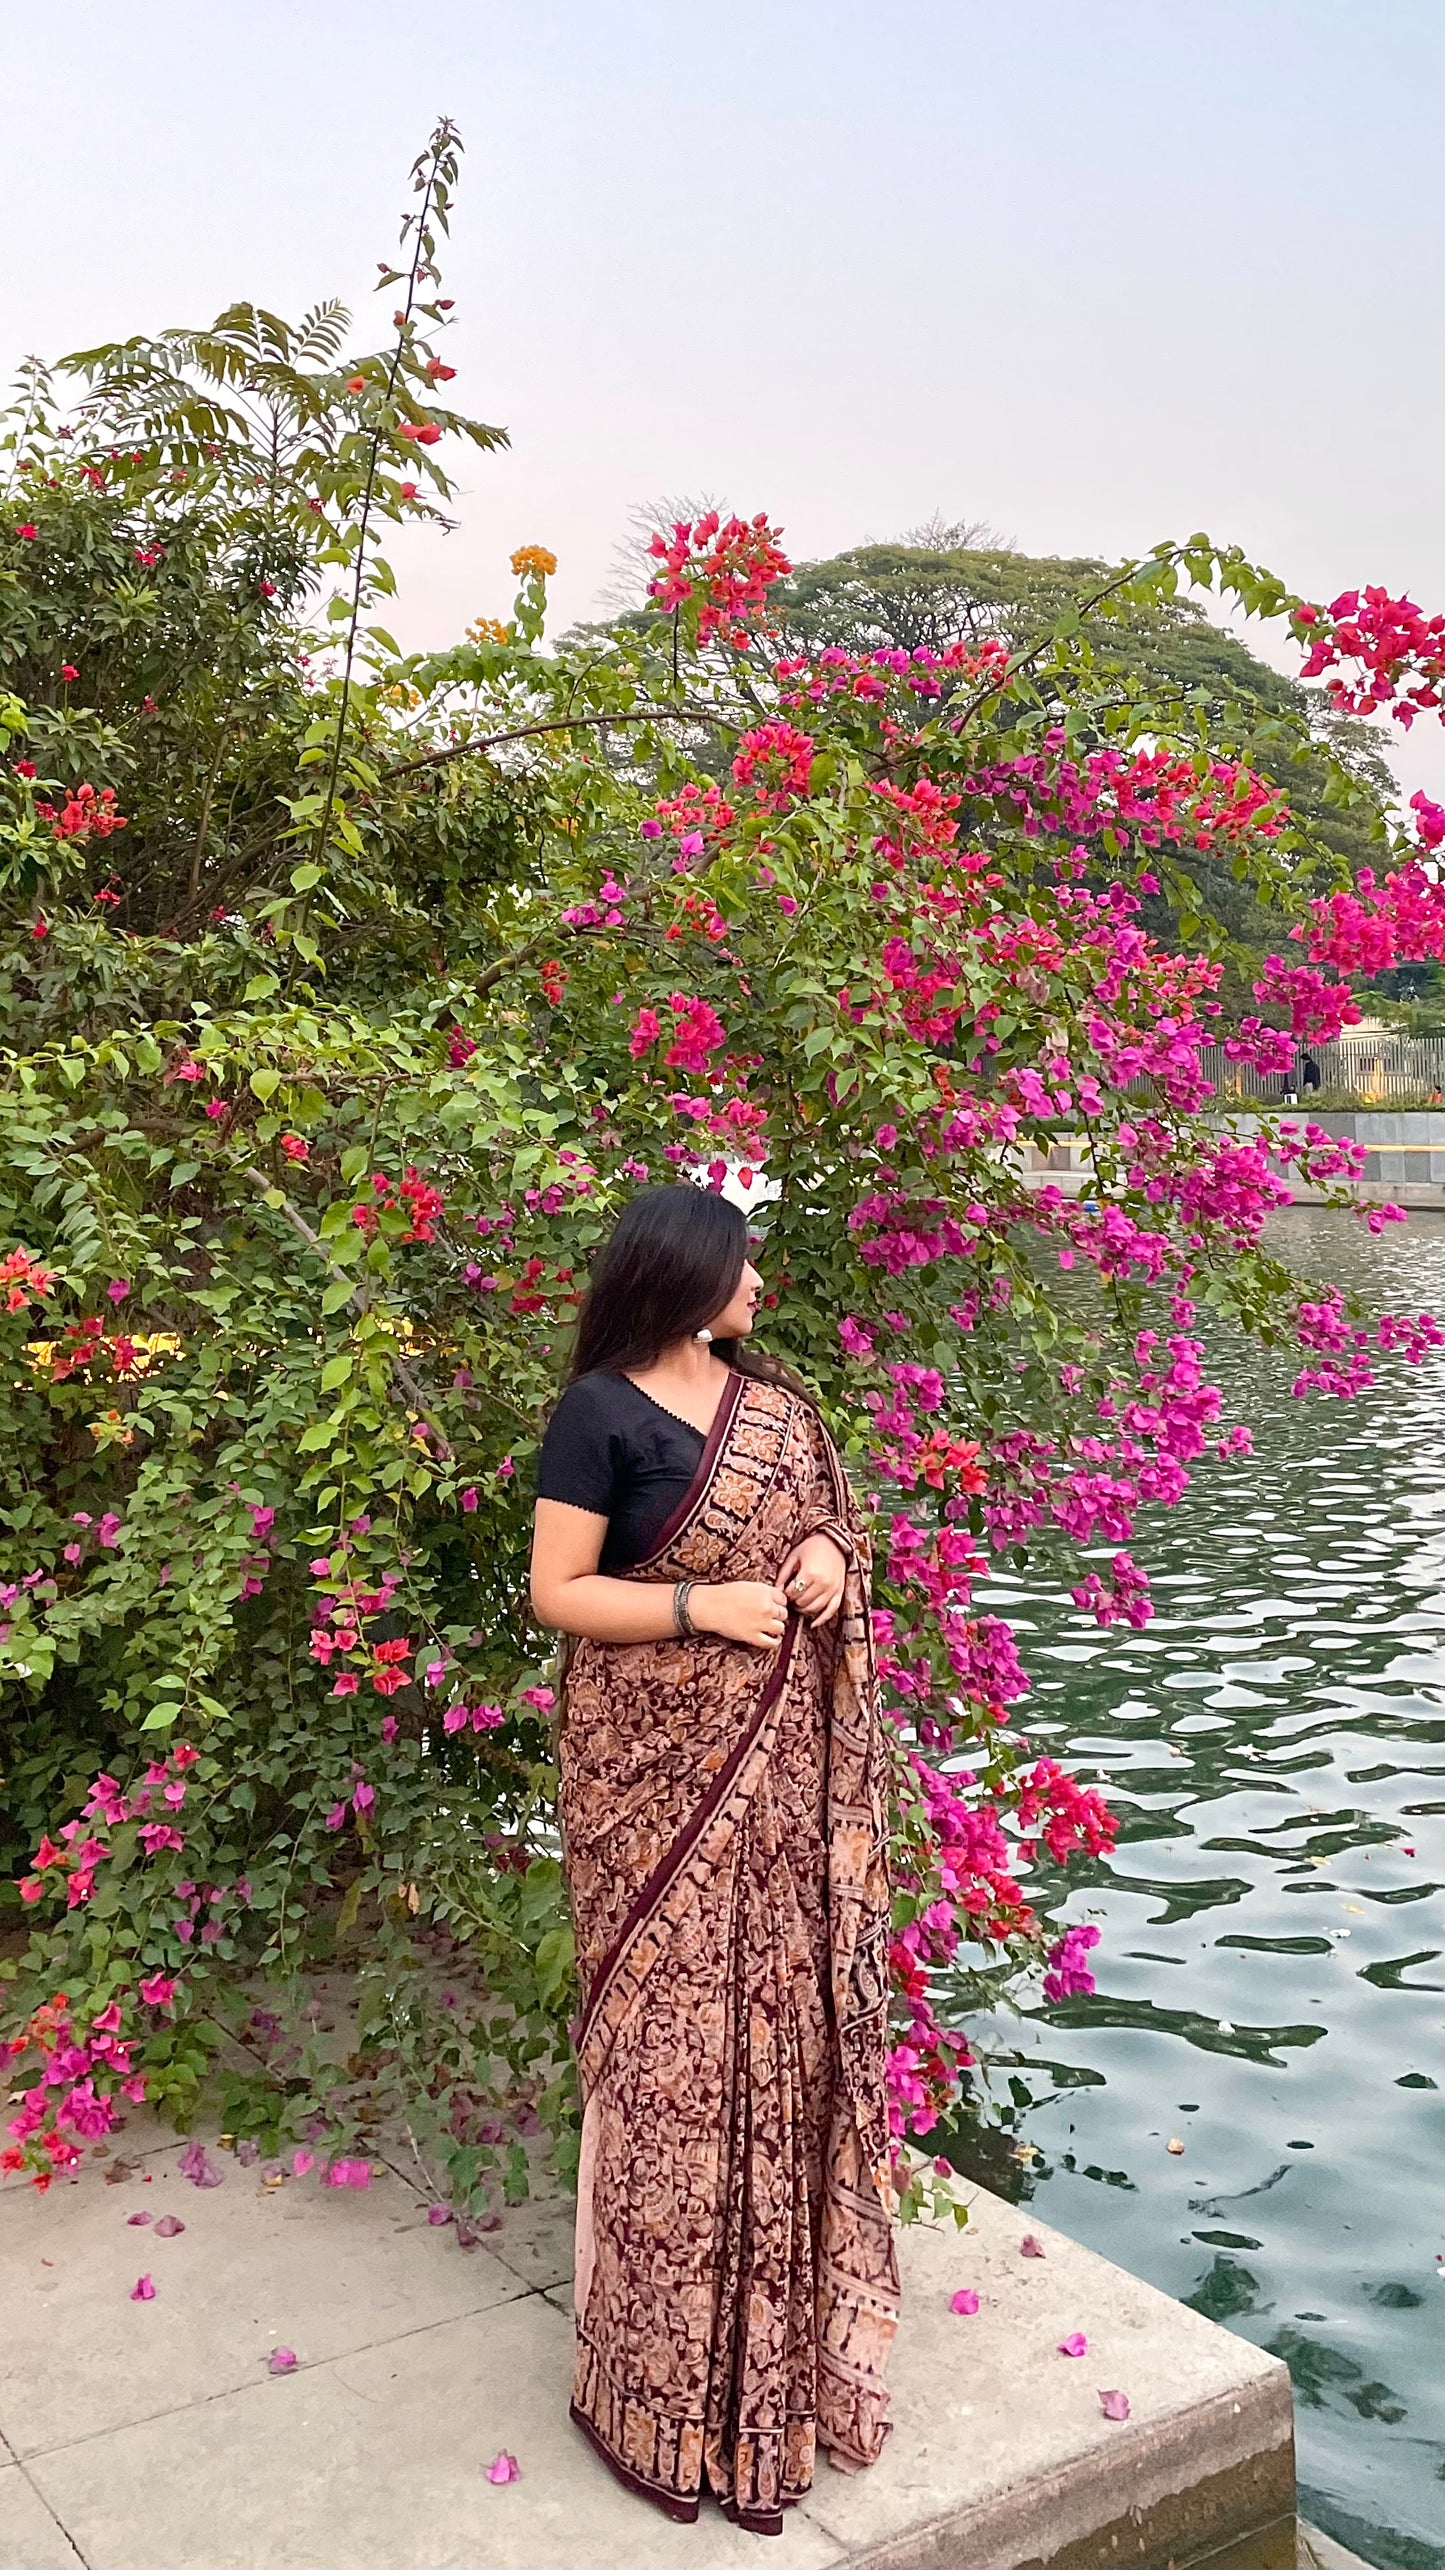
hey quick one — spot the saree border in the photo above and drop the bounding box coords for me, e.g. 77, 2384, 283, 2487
567, 2400, 703, 2526
576, 1609, 798, 2056
634, 1363, 744, 1565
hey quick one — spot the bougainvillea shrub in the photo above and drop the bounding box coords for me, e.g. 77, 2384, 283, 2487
3, 126, 1441, 2215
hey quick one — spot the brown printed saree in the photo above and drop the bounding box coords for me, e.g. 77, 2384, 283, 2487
559, 1369, 900, 2533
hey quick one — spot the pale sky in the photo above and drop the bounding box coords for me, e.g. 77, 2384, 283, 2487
7, 0, 1442, 801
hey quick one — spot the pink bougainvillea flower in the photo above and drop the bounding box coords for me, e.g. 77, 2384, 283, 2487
460, 1486, 478, 1512
61, 663, 79, 682
949, 2288, 980, 2316
106, 1277, 130, 1303
154, 2214, 185, 2238
130, 2273, 156, 2301
290, 2149, 315, 2178
1098, 2388, 1131, 2421
330, 1675, 359, 1698
486, 2452, 521, 2485
1057, 2332, 1088, 2358
324, 1801, 349, 1829
139, 1973, 178, 2007
322, 2158, 372, 2189
268, 2347, 298, 2374
1020, 2234, 1047, 2259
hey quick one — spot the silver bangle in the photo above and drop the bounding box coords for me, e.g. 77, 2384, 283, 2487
672, 1579, 696, 1637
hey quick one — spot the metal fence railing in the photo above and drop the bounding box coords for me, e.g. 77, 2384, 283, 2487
1198, 1036, 1445, 1105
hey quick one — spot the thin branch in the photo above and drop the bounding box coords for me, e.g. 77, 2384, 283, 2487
949, 547, 1185, 734
382, 699, 726, 785
309, 127, 451, 867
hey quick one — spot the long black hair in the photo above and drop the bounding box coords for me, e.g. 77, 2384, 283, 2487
568, 1184, 811, 1398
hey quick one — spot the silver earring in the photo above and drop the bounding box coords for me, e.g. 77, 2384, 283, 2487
695, 1327, 713, 1344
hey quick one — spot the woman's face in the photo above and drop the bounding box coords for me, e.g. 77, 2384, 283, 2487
705, 1256, 763, 1341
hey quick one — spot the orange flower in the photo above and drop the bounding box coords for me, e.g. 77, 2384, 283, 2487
510, 545, 557, 579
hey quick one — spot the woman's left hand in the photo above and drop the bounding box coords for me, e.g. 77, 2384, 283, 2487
779, 1532, 849, 1626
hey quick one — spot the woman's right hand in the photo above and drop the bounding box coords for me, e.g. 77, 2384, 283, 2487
693, 1580, 790, 1649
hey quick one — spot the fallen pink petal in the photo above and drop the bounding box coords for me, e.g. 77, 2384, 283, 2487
130, 2274, 156, 2301
291, 2149, 315, 2178
1020, 2234, 1047, 2259
1098, 2388, 1131, 2421
1057, 2332, 1088, 2357
126, 2210, 153, 2226
427, 2203, 453, 2226
486, 2452, 521, 2485
949, 2287, 980, 2315
177, 2140, 223, 2188
268, 2347, 298, 2374
153, 2214, 185, 2238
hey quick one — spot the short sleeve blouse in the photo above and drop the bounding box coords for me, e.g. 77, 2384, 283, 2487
536, 1371, 706, 1570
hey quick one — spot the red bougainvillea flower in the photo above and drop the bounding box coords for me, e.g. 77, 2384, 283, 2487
398, 421, 442, 446
345, 374, 367, 393
15, 524, 37, 540
49, 784, 127, 845
60, 664, 78, 682
278, 1135, 309, 1162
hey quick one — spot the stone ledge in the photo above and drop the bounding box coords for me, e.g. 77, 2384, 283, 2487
0, 2147, 1297, 2570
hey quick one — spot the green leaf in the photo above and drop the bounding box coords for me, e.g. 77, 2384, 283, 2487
319, 1353, 353, 1391
321, 1279, 355, 1316
289, 863, 323, 893
249, 1069, 281, 1103
140, 1702, 181, 1732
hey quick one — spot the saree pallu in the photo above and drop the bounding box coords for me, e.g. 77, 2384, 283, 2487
559, 1370, 899, 2534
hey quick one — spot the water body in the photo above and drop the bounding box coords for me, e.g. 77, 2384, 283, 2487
945, 1208, 1444, 2570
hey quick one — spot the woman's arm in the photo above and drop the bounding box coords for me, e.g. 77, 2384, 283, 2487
531, 1499, 683, 1642
531, 1500, 789, 1648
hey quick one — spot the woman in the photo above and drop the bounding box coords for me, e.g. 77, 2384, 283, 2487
531, 1185, 899, 2535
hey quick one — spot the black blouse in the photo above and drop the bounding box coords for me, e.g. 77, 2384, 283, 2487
536, 1371, 707, 1570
